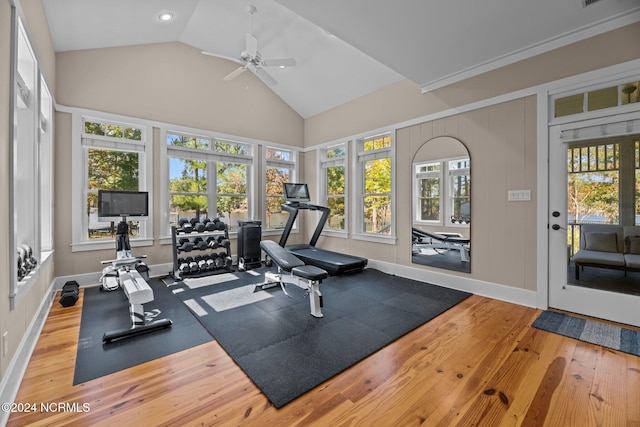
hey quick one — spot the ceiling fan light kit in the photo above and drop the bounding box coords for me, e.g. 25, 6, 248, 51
202, 4, 296, 86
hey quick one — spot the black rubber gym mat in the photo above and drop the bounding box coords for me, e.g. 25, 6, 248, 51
173, 268, 472, 408
73, 278, 213, 385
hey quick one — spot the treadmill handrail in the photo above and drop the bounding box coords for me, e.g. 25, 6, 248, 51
278, 202, 331, 247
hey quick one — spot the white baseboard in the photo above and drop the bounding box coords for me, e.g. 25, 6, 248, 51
368, 259, 538, 308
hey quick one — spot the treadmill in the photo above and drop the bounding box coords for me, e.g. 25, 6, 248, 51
278, 183, 367, 276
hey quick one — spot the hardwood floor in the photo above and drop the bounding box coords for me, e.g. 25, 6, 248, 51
7, 288, 640, 426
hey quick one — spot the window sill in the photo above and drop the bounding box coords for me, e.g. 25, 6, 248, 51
352, 233, 396, 245
10, 251, 54, 310
321, 230, 348, 239
71, 238, 154, 252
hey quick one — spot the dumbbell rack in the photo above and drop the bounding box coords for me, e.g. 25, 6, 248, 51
170, 224, 233, 280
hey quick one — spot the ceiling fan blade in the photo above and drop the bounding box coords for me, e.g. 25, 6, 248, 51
245, 33, 258, 58
223, 66, 247, 81
201, 50, 243, 65
261, 58, 296, 68
253, 66, 278, 86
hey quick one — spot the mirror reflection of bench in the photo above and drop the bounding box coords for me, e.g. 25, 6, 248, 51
573, 224, 640, 280
412, 228, 471, 262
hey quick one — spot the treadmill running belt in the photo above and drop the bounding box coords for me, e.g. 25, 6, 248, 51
286, 245, 367, 275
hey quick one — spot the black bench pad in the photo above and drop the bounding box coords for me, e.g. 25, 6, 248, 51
291, 265, 328, 281
260, 240, 304, 271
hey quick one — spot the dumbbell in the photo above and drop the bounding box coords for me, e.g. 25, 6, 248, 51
193, 237, 208, 250
189, 259, 199, 273
59, 280, 80, 307
205, 255, 215, 270
20, 244, 37, 270
215, 221, 226, 231
179, 262, 190, 275
17, 252, 26, 281
206, 236, 219, 249
205, 221, 217, 232
178, 240, 194, 252
194, 222, 206, 233
219, 251, 233, 269
197, 256, 208, 271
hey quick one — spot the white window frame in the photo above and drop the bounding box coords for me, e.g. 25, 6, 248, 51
71, 112, 153, 252
10, 11, 53, 309
354, 131, 395, 242
414, 162, 442, 224
263, 146, 297, 232
319, 143, 348, 236
413, 157, 470, 228
161, 129, 254, 236
447, 158, 471, 226
39, 75, 54, 253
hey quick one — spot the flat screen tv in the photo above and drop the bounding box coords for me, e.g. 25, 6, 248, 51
98, 190, 149, 221
283, 183, 311, 203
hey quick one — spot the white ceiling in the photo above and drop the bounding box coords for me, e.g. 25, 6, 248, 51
42, 0, 640, 118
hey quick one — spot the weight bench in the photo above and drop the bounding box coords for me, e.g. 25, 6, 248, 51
412, 228, 470, 262
257, 240, 328, 318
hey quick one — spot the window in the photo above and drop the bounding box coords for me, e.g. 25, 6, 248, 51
71, 113, 152, 251
553, 80, 640, 118
265, 147, 296, 230
414, 158, 470, 225
415, 163, 441, 222
449, 159, 471, 224
83, 119, 147, 241
10, 13, 53, 308
320, 144, 347, 232
567, 141, 620, 225
166, 133, 251, 233
39, 76, 53, 252
357, 133, 393, 237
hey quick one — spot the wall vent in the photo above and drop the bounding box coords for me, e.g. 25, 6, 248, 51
580, 0, 601, 7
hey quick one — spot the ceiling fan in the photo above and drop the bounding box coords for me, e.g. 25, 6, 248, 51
202, 5, 296, 86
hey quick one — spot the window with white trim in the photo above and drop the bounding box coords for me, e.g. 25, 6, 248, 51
415, 162, 441, 222
166, 133, 251, 233
320, 144, 347, 232
39, 75, 54, 252
414, 157, 470, 225
10, 12, 54, 308
357, 133, 393, 236
265, 147, 296, 230
82, 119, 149, 241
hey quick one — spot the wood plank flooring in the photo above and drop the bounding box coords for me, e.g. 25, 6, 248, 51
6, 288, 640, 426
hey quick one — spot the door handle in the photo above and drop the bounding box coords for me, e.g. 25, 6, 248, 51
551, 224, 566, 231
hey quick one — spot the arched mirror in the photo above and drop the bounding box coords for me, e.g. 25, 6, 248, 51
411, 136, 471, 273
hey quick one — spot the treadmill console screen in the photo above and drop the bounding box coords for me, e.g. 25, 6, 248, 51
283, 183, 311, 203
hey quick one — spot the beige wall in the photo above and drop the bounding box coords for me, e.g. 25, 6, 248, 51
1, 0, 56, 381
56, 42, 304, 147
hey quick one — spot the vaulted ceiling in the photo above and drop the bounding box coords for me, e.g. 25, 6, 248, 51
42, 0, 640, 118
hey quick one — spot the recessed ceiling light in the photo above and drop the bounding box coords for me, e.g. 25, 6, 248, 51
158, 12, 174, 22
